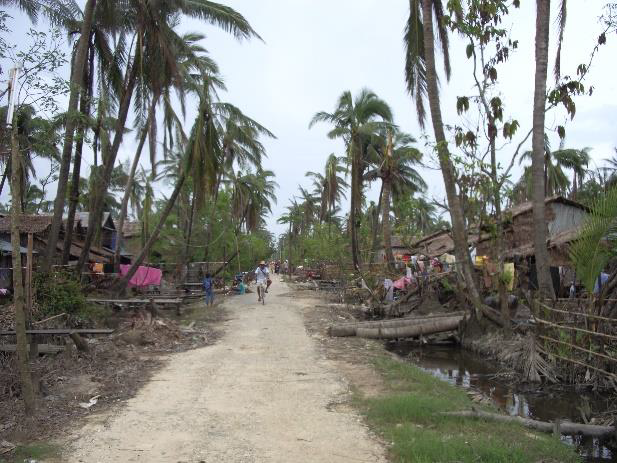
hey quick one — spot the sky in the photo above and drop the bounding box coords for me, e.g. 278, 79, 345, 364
2, 1, 616, 239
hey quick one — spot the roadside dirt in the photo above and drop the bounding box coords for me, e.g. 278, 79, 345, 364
1, 302, 221, 455
46, 277, 386, 463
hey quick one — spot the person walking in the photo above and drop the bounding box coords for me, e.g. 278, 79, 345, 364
254, 261, 270, 303
203, 272, 214, 306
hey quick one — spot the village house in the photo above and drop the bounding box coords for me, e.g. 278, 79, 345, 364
375, 236, 414, 263
122, 221, 142, 258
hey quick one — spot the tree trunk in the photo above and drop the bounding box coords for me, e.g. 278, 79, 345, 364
113, 94, 159, 272
43, 0, 97, 272
76, 57, 138, 274
441, 409, 616, 438
382, 177, 395, 270
113, 172, 186, 293
382, 131, 395, 270
329, 312, 465, 337
0, 161, 8, 197
10, 108, 36, 413
350, 138, 361, 270
370, 181, 384, 264
531, 0, 555, 298
421, 1, 480, 306
354, 315, 464, 340
183, 192, 196, 266
63, 41, 94, 265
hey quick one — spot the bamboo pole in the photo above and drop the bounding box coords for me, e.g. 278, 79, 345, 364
538, 335, 617, 364
533, 317, 617, 342
535, 303, 617, 323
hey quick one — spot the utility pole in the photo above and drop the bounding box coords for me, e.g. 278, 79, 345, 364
7, 65, 36, 413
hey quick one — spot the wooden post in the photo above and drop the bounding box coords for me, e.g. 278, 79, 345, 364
223, 245, 226, 293
26, 233, 33, 320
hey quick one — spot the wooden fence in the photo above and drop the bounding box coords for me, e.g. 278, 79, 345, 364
534, 299, 617, 382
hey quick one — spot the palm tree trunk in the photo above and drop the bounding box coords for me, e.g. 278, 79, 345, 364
382, 176, 395, 270
421, 0, 481, 308
350, 139, 361, 270
183, 192, 196, 267
113, 94, 159, 272
63, 41, 94, 265
113, 172, 187, 293
76, 56, 139, 274
370, 182, 384, 263
203, 167, 224, 262
10, 107, 36, 414
531, 0, 555, 298
43, 0, 97, 272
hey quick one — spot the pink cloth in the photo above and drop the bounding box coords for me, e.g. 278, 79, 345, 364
119, 265, 162, 287
393, 276, 412, 290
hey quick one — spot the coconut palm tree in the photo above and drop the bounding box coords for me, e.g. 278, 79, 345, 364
516, 139, 590, 201
306, 154, 348, 228
404, 0, 482, 307
364, 128, 425, 269
531, 0, 569, 298
310, 89, 392, 270
44, 0, 98, 270
77, 0, 259, 274
113, 33, 217, 270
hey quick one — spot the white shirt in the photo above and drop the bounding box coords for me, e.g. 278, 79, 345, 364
255, 266, 269, 284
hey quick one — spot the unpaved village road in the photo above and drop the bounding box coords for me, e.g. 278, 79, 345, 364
52, 277, 386, 463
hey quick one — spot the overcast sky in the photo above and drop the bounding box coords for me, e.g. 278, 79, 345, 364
3, 1, 616, 239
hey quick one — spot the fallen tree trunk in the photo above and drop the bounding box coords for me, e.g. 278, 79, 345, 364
353, 315, 465, 340
442, 408, 615, 438
328, 312, 466, 337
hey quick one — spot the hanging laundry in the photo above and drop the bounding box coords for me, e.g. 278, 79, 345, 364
119, 265, 162, 287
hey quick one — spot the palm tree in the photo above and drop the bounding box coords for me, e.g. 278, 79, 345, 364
114, 32, 216, 270
404, 0, 488, 312
202, 103, 275, 261
517, 140, 590, 201
0, 105, 59, 202
531, 0, 569, 298
364, 129, 425, 268
306, 153, 348, 229
44, 0, 98, 270
310, 89, 392, 270
77, 0, 259, 274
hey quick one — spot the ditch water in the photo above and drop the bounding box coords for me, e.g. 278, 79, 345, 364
386, 342, 617, 462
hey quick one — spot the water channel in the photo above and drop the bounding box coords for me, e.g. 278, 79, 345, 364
386, 342, 617, 462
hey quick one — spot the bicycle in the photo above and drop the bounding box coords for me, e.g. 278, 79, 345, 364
257, 282, 266, 305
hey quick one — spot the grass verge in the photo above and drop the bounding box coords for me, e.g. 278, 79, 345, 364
354, 356, 580, 463
0, 443, 60, 462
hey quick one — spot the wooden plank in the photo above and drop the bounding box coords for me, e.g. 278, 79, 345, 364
88, 298, 181, 304
0, 344, 65, 354
0, 329, 114, 336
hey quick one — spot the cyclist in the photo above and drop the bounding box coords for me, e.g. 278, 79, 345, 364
254, 260, 270, 303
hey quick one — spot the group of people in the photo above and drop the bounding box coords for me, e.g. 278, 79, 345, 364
202, 260, 274, 306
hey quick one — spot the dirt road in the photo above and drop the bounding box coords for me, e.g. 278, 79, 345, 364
54, 277, 385, 463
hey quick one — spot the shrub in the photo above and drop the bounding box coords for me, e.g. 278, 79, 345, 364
34, 270, 87, 318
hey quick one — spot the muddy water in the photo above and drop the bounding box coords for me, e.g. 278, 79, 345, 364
387, 342, 617, 462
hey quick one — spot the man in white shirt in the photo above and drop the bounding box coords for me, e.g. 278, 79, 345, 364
254, 260, 270, 302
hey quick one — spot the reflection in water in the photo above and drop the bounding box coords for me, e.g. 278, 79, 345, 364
387, 342, 617, 462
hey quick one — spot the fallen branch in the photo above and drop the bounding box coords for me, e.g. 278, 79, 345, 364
442, 408, 616, 438
32, 312, 67, 325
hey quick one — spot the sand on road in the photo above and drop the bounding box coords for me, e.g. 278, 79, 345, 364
52, 277, 386, 463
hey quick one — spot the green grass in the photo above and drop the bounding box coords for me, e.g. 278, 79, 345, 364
355, 356, 580, 463
0, 443, 59, 462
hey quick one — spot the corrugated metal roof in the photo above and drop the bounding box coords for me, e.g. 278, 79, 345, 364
0, 215, 53, 233
0, 239, 33, 254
